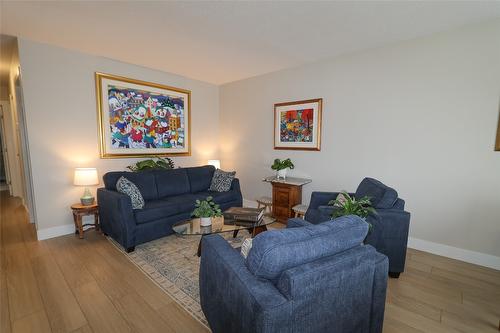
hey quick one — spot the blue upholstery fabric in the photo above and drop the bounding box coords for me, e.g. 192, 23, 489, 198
355, 178, 398, 209
186, 165, 216, 193
98, 166, 243, 250
154, 168, 191, 198
134, 200, 181, 224
200, 216, 389, 333
103, 171, 158, 201
303, 178, 410, 275
246, 216, 368, 281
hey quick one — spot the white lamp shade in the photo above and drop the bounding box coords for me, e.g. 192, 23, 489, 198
74, 168, 99, 186
207, 159, 220, 169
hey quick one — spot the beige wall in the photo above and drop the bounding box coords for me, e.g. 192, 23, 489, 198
18, 39, 220, 235
220, 20, 500, 258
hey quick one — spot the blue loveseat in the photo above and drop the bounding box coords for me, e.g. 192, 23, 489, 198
304, 177, 410, 278
97, 165, 242, 252
200, 215, 388, 333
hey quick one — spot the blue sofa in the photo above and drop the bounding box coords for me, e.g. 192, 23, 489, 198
97, 165, 242, 252
200, 215, 389, 333
304, 177, 410, 278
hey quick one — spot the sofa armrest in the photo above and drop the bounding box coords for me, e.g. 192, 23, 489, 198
230, 177, 241, 192
200, 234, 291, 333
97, 188, 137, 250
286, 218, 312, 228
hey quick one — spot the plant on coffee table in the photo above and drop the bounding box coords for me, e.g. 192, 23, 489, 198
192, 196, 222, 226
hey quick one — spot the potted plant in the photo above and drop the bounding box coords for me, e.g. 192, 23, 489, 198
191, 196, 223, 226
127, 156, 175, 172
271, 158, 295, 179
328, 191, 376, 229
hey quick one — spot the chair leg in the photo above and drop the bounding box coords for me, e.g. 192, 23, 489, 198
389, 272, 400, 279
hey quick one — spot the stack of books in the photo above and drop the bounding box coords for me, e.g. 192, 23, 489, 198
223, 207, 265, 226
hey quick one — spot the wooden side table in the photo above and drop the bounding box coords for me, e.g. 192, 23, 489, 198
263, 176, 311, 224
71, 203, 99, 239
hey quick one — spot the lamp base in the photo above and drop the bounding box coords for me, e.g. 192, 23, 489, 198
80, 196, 95, 206
80, 187, 95, 206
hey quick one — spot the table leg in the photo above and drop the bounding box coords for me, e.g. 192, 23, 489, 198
77, 215, 84, 239
72, 212, 78, 235
251, 225, 268, 238
233, 229, 239, 238
94, 212, 100, 232
197, 236, 203, 257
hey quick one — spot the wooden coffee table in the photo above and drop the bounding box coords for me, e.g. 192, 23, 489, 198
172, 215, 276, 257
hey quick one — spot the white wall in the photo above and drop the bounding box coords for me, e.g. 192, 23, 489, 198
18, 39, 220, 237
220, 20, 500, 261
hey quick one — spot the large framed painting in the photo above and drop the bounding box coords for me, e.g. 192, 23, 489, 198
95, 72, 191, 158
274, 98, 322, 150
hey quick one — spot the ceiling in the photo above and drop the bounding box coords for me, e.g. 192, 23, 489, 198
1, 1, 500, 85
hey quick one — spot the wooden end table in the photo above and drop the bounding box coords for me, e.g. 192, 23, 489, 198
71, 203, 99, 239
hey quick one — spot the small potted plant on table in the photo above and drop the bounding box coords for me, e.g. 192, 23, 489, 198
271, 158, 294, 179
192, 196, 223, 226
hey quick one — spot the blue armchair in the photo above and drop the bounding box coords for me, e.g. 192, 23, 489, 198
304, 177, 411, 278
199, 215, 389, 333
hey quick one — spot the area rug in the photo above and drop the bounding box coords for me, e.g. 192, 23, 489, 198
108, 230, 252, 329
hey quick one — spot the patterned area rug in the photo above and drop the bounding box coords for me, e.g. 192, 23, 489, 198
108, 230, 251, 329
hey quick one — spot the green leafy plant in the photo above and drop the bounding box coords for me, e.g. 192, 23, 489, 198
127, 156, 175, 172
328, 191, 376, 219
191, 196, 223, 218
271, 158, 295, 171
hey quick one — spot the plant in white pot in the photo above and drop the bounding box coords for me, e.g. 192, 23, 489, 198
271, 158, 295, 179
191, 196, 223, 226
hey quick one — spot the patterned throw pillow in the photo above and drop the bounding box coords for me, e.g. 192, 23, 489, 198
240, 238, 253, 258
209, 169, 236, 192
116, 176, 145, 209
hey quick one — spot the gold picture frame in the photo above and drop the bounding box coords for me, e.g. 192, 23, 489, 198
95, 72, 191, 158
274, 98, 322, 151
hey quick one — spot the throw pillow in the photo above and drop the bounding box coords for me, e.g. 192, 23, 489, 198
116, 176, 145, 209
209, 169, 236, 192
240, 238, 253, 258
334, 192, 348, 207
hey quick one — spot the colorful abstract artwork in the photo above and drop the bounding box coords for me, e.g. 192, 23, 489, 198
274, 99, 322, 150
96, 73, 190, 158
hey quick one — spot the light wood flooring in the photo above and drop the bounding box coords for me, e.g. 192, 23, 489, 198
1, 192, 499, 332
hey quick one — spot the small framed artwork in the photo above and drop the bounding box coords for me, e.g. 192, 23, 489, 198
95, 72, 191, 158
274, 98, 322, 150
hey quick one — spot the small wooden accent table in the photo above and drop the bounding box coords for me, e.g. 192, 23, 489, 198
71, 203, 99, 239
263, 176, 312, 224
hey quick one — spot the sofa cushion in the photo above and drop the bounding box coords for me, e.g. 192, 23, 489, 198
186, 165, 215, 193
116, 176, 145, 209
246, 215, 369, 280
134, 200, 180, 224
209, 169, 236, 192
103, 171, 158, 201
355, 178, 398, 209
196, 190, 239, 204
154, 168, 191, 198
161, 193, 207, 213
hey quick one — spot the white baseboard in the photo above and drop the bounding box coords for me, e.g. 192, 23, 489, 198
37, 224, 75, 240
408, 237, 500, 270
242, 198, 500, 270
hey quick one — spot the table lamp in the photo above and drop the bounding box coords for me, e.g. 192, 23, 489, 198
208, 159, 220, 169
74, 168, 99, 205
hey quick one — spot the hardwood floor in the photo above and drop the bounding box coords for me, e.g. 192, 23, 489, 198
1, 191, 499, 332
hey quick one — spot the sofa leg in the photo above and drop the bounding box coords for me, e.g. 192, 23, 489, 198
126, 246, 135, 253
389, 272, 401, 279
